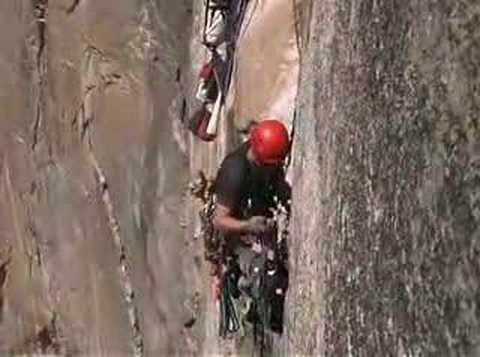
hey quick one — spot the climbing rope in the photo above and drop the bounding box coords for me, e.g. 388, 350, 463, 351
219, 265, 241, 336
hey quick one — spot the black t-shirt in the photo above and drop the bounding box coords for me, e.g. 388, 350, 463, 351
214, 142, 288, 219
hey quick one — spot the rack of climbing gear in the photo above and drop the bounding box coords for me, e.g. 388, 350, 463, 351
187, 0, 250, 142
188, 171, 223, 263
188, 172, 243, 337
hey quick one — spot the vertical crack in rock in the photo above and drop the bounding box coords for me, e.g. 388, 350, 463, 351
0, 247, 12, 323
10, 314, 63, 355
33, 315, 61, 353
79, 49, 144, 357
88, 154, 144, 357
66, 0, 81, 14
31, 0, 48, 150
4, 162, 63, 353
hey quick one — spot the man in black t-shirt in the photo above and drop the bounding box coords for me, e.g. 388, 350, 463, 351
212, 119, 291, 335
212, 119, 291, 244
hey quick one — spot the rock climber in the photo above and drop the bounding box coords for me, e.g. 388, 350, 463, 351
212, 118, 291, 334
213, 119, 291, 238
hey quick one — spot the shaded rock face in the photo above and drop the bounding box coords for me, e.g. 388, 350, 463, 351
0, 1, 197, 355
289, 0, 480, 356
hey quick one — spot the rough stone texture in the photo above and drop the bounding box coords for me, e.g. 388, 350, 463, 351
289, 0, 480, 356
0, 1, 198, 355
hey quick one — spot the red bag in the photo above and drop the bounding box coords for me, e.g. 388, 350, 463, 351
199, 62, 215, 80
188, 105, 216, 142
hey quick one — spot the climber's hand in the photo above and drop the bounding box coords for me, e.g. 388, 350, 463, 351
247, 216, 270, 235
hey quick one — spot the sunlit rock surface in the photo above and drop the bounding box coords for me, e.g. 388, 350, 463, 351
289, 1, 480, 356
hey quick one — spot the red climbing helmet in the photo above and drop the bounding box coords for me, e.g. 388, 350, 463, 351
249, 119, 290, 164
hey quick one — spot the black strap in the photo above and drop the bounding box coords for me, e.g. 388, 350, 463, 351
202, 0, 211, 45
223, 0, 250, 95
251, 238, 267, 357
252, 275, 266, 357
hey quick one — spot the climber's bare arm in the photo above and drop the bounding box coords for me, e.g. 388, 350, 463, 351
212, 203, 250, 234
213, 203, 269, 236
